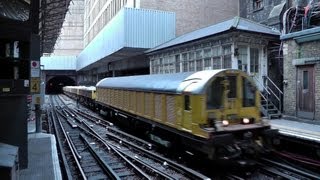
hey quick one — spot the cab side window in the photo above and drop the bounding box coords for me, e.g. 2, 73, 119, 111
184, 95, 191, 111
206, 77, 223, 109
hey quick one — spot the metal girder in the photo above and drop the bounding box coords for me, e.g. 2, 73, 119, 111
43, 30, 61, 36
43, 11, 67, 18
43, 34, 60, 40
44, 18, 64, 24
40, 24, 62, 31
46, 3, 68, 13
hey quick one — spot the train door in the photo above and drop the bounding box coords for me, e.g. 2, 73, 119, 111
182, 95, 192, 130
297, 65, 315, 119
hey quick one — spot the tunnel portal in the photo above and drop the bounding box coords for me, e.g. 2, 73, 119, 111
46, 76, 75, 94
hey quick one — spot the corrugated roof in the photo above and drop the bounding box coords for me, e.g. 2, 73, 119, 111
147, 16, 280, 53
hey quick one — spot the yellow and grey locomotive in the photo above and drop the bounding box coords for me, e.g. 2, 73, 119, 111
93, 69, 274, 159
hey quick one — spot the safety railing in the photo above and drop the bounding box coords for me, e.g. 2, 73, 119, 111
263, 75, 283, 113
252, 75, 283, 118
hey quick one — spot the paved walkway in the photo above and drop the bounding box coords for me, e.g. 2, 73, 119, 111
269, 118, 320, 143
19, 113, 62, 180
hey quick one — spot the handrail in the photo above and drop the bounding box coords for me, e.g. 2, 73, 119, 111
252, 75, 283, 115
264, 75, 283, 94
252, 75, 270, 95
263, 75, 283, 112
266, 86, 280, 101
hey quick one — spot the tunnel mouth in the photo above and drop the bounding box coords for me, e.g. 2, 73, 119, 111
46, 76, 75, 94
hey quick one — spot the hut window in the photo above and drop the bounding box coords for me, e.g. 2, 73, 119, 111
196, 50, 203, 71
223, 45, 232, 68
250, 48, 259, 73
238, 46, 248, 72
175, 54, 180, 73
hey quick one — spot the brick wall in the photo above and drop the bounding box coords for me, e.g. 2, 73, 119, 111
239, 0, 284, 29
283, 39, 320, 120
282, 40, 297, 116
140, 0, 238, 36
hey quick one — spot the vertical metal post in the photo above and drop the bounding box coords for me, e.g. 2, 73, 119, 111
35, 104, 42, 133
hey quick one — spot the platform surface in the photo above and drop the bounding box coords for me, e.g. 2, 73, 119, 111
269, 118, 320, 143
19, 133, 62, 180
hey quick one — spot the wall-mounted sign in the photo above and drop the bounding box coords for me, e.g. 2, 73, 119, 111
30, 78, 40, 93
30, 60, 40, 77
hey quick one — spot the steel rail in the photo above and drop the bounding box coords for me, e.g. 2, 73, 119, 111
105, 131, 211, 180
78, 125, 151, 179
106, 126, 153, 150
53, 108, 87, 180
55, 99, 151, 179
260, 158, 320, 179
75, 108, 113, 126
48, 98, 73, 180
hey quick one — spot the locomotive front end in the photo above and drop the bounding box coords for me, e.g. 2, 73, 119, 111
191, 70, 273, 159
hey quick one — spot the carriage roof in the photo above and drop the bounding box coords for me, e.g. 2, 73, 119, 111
96, 69, 248, 94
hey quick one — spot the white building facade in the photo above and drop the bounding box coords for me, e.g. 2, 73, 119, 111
147, 17, 280, 91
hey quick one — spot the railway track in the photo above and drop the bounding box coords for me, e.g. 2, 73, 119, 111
225, 156, 320, 180
257, 156, 320, 179
50, 96, 108, 179
50, 95, 210, 180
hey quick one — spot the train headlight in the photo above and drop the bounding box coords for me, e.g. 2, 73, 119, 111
242, 118, 250, 124
222, 120, 229, 126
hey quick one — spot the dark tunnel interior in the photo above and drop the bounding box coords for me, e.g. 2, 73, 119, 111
46, 76, 75, 94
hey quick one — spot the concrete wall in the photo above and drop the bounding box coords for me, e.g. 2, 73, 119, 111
52, 0, 84, 55
140, 0, 239, 36
283, 39, 320, 120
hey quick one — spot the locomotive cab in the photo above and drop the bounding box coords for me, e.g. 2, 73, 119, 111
205, 72, 262, 132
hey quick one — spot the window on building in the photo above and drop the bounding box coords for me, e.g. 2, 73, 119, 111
203, 48, 212, 70
150, 59, 155, 74
238, 46, 248, 72
182, 53, 188, 72
223, 45, 232, 68
196, 50, 203, 71
253, 0, 263, 10
250, 48, 259, 73
175, 54, 180, 73
196, 59, 203, 71
152, 59, 160, 74
212, 46, 221, 57
163, 57, 169, 73
169, 56, 175, 73
159, 58, 163, 74
188, 52, 195, 71
212, 57, 221, 69
212, 46, 221, 69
